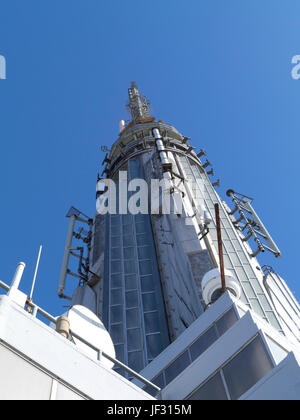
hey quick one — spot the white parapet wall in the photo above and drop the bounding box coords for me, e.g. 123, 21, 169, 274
0, 295, 155, 400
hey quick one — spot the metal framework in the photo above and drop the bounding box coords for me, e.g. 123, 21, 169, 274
226, 190, 281, 258
58, 207, 95, 300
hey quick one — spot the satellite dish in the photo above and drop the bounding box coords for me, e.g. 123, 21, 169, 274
67, 305, 116, 369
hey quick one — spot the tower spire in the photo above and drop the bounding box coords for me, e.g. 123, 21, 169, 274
128, 82, 150, 121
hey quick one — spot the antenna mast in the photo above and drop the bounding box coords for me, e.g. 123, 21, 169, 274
128, 82, 150, 121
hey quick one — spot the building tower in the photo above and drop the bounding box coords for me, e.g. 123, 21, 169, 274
58, 83, 300, 385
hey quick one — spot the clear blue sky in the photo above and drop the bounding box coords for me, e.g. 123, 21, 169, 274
0, 0, 299, 317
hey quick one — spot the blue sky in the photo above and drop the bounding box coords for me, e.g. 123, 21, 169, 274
0, 0, 299, 316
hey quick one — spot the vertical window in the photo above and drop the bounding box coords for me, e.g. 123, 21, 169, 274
222, 336, 274, 400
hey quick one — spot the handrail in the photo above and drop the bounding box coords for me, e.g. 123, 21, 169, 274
0, 280, 161, 397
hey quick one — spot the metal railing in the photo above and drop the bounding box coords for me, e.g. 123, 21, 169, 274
0, 280, 161, 398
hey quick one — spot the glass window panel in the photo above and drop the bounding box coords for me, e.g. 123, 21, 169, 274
144, 311, 160, 334
124, 260, 137, 274
141, 276, 155, 293
142, 292, 157, 311
235, 266, 248, 282
122, 215, 132, 225
126, 290, 139, 308
126, 308, 140, 329
146, 334, 163, 359
239, 287, 250, 305
111, 216, 120, 226
111, 236, 121, 247
110, 324, 124, 344
249, 277, 264, 294
123, 247, 135, 259
114, 344, 124, 363
215, 308, 238, 337
266, 312, 282, 331
228, 230, 238, 240
249, 298, 265, 318
165, 350, 190, 385
111, 289, 123, 305
128, 351, 144, 373
111, 247, 121, 260
138, 246, 152, 260
123, 224, 133, 236
111, 305, 123, 324
244, 264, 255, 278
232, 239, 242, 251
223, 255, 233, 269
111, 225, 121, 236
241, 282, 257, 299
188, 372, 228, 401
127, 328, 142, 351
136, 222, 146, 234
229, 253, 242, 267
125, 274, 137, 290
223, 240, 235, 253
139, 260, 152, 276
237, 250, 248, 263
111, 261, 122, 274
137, 233, 149, 246
258, 295, 272, 311
123, 235, 135, 247
223, 336, 274, 400
190, 326, 218, 362
111, 273, 122, 288
135, 214, 147, 223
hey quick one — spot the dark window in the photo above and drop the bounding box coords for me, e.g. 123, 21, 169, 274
127, 328, 143, 351
190, 326, 218, 362
165, 350, 190, 385
144, 311, 160, 334
128, 351, 144, 373
223, 336, 274, 400
141, 276, 155, 293
126, 290, 139, 308
215, 308, 238, 336
188, 372, 228, 401
126, 308, 140, 329
146, 334, 163, 359
142, 292, 157, 311
111, 305, 123, 324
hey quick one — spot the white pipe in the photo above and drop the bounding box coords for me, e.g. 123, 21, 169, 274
118, 120, 126, 133
8, 262, 26, 293
153, 128, 171, 167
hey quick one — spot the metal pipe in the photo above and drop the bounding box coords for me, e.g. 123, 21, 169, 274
29, 245, 43, 301
58, 215, 76, 297
214, 204, 226, 294
8, 262, 26, 294
0, 280, 10, 293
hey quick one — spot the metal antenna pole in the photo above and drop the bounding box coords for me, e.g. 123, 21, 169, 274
214, 203, 226, 294
29, 245, 43, 301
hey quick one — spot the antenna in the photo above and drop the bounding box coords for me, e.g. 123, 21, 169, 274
127, 82, 150, 121
29, 245, 43, 301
